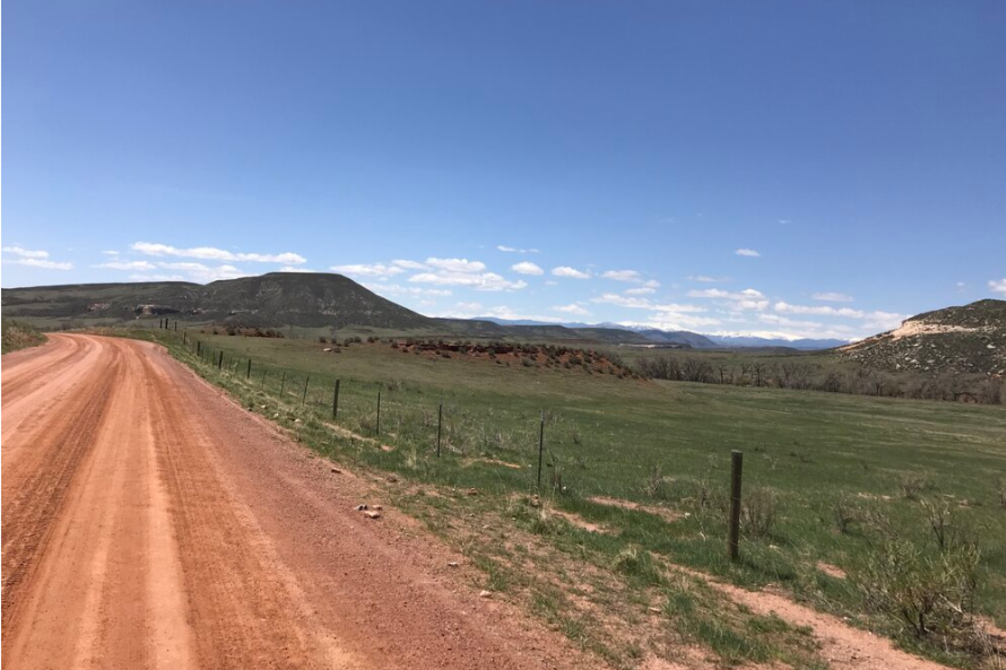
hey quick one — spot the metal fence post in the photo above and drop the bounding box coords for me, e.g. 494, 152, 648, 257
729, 450, 744, 561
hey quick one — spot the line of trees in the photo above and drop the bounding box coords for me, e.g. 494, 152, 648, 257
635, 354, 1005, 406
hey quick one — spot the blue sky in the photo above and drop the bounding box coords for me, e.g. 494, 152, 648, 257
3, 1, 1004, 340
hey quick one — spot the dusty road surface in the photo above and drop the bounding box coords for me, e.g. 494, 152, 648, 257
2, 334, 595, 670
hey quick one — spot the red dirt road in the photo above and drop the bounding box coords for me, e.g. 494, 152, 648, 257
1, 335, 594, 670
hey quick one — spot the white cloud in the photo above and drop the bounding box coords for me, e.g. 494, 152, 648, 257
774, 301, 908, 331
812, 292, 854, 303
688, 288, 768, 311
687, 275, 729, 283
989, 279, 1006, 294
774, 301, 863, 318
425, 257, 486, 273
3, 258, 73, 270
409, 271, 527, 291
735, 248, 761, 257
131, 241, 306, 264
278, 266, 318, 273
129, 273, 187, 282
624, 287, 656, 295
511, 261, 544, 276
431, 302, 562, 322
391, 259, 428, 270
330, 263, 404, 278
602, 269, 642, 282
551, 266, 591, 279
759, 314, 824, 329
616, 314, 723, 330
591, 293, 706, 313
496, 245, 539, 254
154, 262, 246, 283
102, 250, 120, 256
2, 246, 50, 258
600, 270, 660, 287
363, 283, 452, 297
551, 303, 591, 316
95, 260, 158, 271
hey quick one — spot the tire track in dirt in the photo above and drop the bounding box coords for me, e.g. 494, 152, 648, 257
3, 334, 599, 670
1, 338, 123, 642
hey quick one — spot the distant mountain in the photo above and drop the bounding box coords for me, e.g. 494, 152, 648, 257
637, 330, 719, 348
470, 318, 712, 346
441, 318, 653, 344
709, 335, 849, 350
840, 299, 1006, 375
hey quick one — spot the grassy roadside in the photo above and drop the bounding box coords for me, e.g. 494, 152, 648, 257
1, 319, 48, 354
108, 326, 1006, 669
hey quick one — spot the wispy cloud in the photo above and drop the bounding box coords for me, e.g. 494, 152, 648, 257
330, 263, 404, 278
511, 261, 544, 276
687, 275, 729, 283
688, 288, 768, 311
95, 260, 158, 271
990, 278, 1006, 294
3, 258, 74, 270
363, 283, 452, 297
425, 257, 487, 273
600, 269, 660, 287
410, 271, 526, 291
551, 266, 591, 279
551, 303, 590, 316
391, 259, 428, 270
591, 293, 706, 313
624, 287, 656, 296
496, 245, 539, 254
132, 241, 306, 264
735, 248, 760, 257
2, 246, 50, 258
812, 292, 854, 303
153, 262, 246, 282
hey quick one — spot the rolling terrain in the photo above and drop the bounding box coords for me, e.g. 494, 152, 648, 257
86, 324, 1006, 669
841, 299, 1006, 375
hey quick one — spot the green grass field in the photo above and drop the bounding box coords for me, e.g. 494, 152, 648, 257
112, 325, 1006, 668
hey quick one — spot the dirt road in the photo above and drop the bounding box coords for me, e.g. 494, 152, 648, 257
1, 334, 592, 670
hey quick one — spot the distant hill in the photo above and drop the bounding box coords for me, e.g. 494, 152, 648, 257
840, 299, 1006, 375
636, 329, 718, 348
1, 274, 649, 343
709, 335, 849, 350
1, 273, 433, 330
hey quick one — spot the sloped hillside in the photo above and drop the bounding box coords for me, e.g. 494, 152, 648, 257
1, 273, 434, 330
841, 299, 1006, 375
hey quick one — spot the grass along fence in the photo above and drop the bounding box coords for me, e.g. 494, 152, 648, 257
115, 324, 1006, 668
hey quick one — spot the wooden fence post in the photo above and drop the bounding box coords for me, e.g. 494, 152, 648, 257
376, 391, 381, 435
246, 359, 252, 379
280, 371, 287, 395
728, 450, 744, 561
332, 379, 340, 419
217, 351, 224, 370
302, 375, 310, 405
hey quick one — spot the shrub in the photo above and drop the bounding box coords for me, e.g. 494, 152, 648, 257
832, 494, 860, 534
612, 546, 663, 584
742, 487, 778, 539
644, 463, 671, 500
900, 473, 932, 501
857, 537, 982, 647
